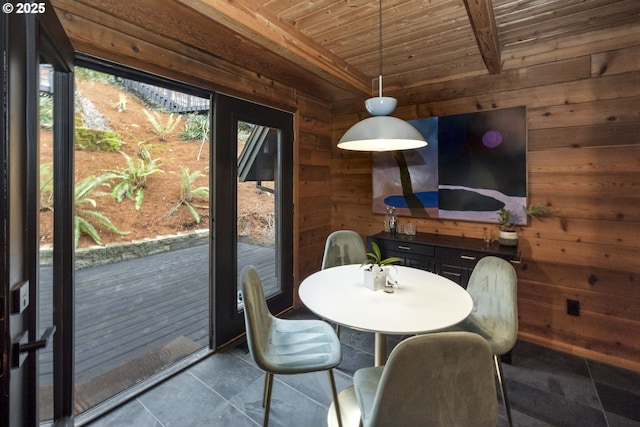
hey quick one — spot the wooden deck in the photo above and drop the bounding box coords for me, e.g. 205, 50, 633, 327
38, 242, 276, 394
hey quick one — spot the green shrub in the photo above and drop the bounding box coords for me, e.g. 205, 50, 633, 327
39, 94, 54, 130
75, 67, 118, 85
75, 128, 125, 152
179, 113, 209, 142
181, 113, 210, 160
40, 163, 53, 212
237, 121, 254, 142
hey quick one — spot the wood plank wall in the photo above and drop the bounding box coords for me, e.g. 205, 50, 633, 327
295, 95, 335, 295
52, 2, 639, 372
329, 45, 640, 372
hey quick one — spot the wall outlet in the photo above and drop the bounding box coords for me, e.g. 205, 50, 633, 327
567, 299, 580, 316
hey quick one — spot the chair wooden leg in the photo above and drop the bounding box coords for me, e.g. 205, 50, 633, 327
336, 324, 341, 337
263, 373, 274, 427
494, 355, 513, 427
328, 370, 343, 427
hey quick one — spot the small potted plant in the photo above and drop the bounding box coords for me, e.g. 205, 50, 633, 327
497, 203, 550, 246
362, 242, 402, 291
497, 207, 518, 246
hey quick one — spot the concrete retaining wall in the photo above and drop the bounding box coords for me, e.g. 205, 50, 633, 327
39, 229, 210, 270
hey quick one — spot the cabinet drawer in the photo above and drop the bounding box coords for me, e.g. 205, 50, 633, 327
376, 240, 435, 257
438, 264, 468, 288
435, 247, 482, 267
406, 258, 435, 272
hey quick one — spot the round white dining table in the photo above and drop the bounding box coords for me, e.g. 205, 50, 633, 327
299, 264, 473, 427
299, 263, 473, 365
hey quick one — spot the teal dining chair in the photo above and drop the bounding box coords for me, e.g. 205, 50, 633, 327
353, 332, 498, 427
321, 230, 368, 336
440, 255, 519, 427
241, 265, 343, 427
321, 230, 368, 270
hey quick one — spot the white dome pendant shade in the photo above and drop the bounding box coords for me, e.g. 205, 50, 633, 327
338, 115, 428, 151
338, 93, 427, 151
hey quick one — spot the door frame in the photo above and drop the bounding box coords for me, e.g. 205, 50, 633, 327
212, 93, 294, 348
1, 3, 75, 426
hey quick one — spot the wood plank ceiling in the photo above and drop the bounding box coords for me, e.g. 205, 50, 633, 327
51, 0, 640, 102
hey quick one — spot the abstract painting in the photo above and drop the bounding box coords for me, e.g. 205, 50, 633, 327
372, 106, 527, 224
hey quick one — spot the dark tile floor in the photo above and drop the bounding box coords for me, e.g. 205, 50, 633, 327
86, 309, 640, 427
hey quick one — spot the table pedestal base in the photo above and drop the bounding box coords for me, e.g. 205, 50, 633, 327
327, 386, 361, 427
374, 333, 386, 366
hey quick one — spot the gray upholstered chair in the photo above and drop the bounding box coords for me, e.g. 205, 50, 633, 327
442, 255, 518, 427
321, 230, 368, 270
241, 265, 343, 427
321, 230, 367, 336
353, 332, 498, 427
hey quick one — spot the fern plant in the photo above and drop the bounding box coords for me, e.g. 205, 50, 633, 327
164, 167, 209, 224
104, 145, 163, 210
112, 93, 128, 112
143, 109, 182, 141
74, 174, 130, 248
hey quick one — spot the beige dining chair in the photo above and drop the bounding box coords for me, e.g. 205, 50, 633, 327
240, 265, 343, 427
353, 332, 498, 427
439, 255, 519, 427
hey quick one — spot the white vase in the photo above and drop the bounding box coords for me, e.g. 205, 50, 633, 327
498, 230, 518, 246
364, 265, 387, 291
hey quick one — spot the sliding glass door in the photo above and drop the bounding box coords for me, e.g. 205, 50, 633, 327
22, 47, 293, 423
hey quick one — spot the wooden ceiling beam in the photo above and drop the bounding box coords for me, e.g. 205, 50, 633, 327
463, 0, 502, 74
176, 0, 372, 96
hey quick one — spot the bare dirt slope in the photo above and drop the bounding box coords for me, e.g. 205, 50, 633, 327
39, 76, 274, 248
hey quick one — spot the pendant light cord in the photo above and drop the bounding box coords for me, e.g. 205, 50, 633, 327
378, 0, 383, 97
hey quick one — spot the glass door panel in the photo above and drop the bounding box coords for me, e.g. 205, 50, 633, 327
237, 122, 279, 301
38, 63, 54, 423
70, 66, 211, 414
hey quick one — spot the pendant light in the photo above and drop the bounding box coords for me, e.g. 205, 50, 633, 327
338, 0, 427, 152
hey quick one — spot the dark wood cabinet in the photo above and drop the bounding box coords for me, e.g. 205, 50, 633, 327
367, 231, 519, 288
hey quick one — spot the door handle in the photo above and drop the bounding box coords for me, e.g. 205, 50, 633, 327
20, 325, 56, 352
11, 326, 56, 369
